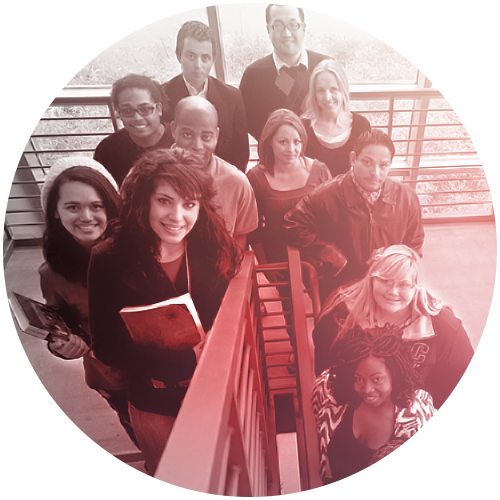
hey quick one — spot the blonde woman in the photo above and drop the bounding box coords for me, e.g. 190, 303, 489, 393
302, 59, 370, 177
312, 245, 474, 408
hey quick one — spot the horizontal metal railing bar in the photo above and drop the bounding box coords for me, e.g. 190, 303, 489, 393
389, 123, 466, 128
357, 108, 455, 114
6, 222, 45, 227
4, 81, 497, 104
349, 84, 442, 98
420, 200, 492, 207
6, 210, 43, 215
3, 148, 497, 157
8, 193, 43, 199
394, 151, 477, 156
406, 177, 487, 183
391, 137, 471, 142
31, 133, 111, 138
394, 166, 497, 172
417, 190, 490, 196
8, 180, 45, 185
39, 116, 111, 121
21, 148, 97, 154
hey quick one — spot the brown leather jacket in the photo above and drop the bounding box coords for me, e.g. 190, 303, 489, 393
284, 172, 425, 292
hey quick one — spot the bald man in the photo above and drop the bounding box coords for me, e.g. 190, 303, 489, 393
171, 96, 258, 249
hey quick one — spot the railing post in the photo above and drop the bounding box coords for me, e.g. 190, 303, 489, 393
287, 246, 323, 491
408, 3, 444, 189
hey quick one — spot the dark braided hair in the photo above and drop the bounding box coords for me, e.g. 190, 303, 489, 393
360, 438, 442, 496
328, 326, 422, 408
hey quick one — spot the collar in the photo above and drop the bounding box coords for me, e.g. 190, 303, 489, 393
183, 75, 209, 99
273, 49, 308, 73
351, 169, 382, 206
401, 314, 436, 340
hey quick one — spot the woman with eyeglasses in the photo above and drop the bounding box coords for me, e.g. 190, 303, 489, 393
94, 74, 173, 186
312, 245, 474, 409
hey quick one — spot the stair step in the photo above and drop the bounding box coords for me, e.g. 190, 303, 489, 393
3, 461, 146, 497
263, 328, 290, 342
440, 405, 497, 466
264, 341, 292, 355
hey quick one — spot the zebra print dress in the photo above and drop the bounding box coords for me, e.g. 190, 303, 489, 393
312, 369, 436, 482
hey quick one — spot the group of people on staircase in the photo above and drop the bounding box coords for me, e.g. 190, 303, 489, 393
32, 4, 474, 484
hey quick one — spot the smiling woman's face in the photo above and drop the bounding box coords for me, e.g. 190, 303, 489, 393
149, 179, 200, 250
372, 268, 416, 317
354, 355, 393, 408
55, 180, 107, 247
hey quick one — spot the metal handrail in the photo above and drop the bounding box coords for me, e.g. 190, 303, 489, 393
155, 253, 280, 495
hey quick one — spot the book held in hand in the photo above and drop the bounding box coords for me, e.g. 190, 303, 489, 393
119, 293, 205, 351
8, 291, 71, 340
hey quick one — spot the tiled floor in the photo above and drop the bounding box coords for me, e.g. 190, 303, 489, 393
3, 221, 496, 491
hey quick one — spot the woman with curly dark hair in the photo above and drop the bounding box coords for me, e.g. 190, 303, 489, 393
88, 147, 241, 474
312, 328, 435, 484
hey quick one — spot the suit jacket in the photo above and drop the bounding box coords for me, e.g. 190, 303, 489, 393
240, 50, 330, 140
162, 74, 249, 172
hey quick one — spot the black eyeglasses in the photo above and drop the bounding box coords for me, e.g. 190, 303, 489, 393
117, 103, 159, 118
270, 21, 303, 32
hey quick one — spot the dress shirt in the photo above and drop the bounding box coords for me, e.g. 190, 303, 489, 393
272, 49, 309, 73
183, 75, 209, 99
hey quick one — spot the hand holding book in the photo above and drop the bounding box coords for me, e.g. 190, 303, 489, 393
48, 333, 90, 359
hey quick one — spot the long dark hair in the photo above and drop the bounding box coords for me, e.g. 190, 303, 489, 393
329, 326, 421, 409
114, 147, 241, 288
43, 166, 120, 284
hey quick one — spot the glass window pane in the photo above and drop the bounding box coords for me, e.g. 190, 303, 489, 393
219, 3, 426, 85
3, 3, 208, 86
434, 3, 497, 82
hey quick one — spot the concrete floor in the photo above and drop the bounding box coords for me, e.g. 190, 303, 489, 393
3, 221, 496, 490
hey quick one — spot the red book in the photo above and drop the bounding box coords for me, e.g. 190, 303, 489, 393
119, 293, 205, 351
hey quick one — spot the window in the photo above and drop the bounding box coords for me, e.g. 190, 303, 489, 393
3, 3, 208, 86
219, 3, 426, 85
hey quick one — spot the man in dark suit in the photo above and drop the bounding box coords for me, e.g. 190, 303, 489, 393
162, 20, 249, 172
240, 4, 329, 141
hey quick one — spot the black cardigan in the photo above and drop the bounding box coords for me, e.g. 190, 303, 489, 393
88, 238, 229, 414
303, 113, 371, 178
240, 50, 330, 140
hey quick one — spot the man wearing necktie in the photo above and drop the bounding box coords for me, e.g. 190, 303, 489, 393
240, 4, 329, 141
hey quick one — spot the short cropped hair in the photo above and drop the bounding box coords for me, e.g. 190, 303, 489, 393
111, 74, 164, 110
176, 20, 216, 60
353, 129, 396, 160
265, 4, 305, 24
258, 108, 307, 175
